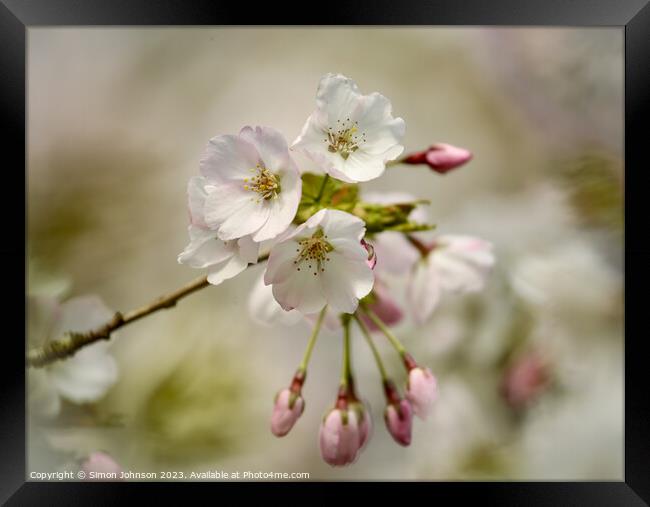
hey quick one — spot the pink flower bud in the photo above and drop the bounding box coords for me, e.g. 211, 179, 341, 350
350, 401, 372, 450
319, 408, 362, 466
361, 239, 377, 270
80, 452, 123, 481
360, 281, 404, 332
403, 143, 472, 174
384, 399, 413, 446
500, 352, 550, 409
405, 367, 438, 419
271, 388, 305, 437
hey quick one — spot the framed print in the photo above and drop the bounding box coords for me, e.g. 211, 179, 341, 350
2, 0, 649, 503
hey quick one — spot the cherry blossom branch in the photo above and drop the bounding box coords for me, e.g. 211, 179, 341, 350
27, 253, 270, 368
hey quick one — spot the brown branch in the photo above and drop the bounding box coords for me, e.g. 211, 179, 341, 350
27, 253, 269, 368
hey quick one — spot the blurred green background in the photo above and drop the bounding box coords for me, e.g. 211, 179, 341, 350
27, 27, 623, 480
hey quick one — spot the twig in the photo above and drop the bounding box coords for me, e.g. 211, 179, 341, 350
27, 253, 269, 368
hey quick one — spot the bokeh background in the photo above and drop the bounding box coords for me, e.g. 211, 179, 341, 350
27, 28, 623, 480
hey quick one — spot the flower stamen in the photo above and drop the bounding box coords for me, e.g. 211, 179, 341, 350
324, 118, 366, 160
293, 229, 334, 276
244, 164, 281, 202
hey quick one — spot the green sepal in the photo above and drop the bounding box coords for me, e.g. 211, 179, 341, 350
296, 173, 359, 224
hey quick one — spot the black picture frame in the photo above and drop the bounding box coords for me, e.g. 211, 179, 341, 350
3, 0, 648, 503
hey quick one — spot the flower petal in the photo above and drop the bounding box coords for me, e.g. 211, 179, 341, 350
200, 134, 260, 183
177, 226, 235, 269
321, 252, 374, 314
272, 266, 326, 314
408, 259, 441, 324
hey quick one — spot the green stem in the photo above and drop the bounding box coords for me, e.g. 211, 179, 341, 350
314, 174, 330, 203
340, 315, 352, 387
298, 306, 327, 372
360, 305, 407, 357
353, 314, 388, 382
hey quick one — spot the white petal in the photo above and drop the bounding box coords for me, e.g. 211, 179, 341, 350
50, 295, 115, 337
210, 193, 271, 241
408, 259, 441, 324
252, 167, 301, 242
321, 252, 374, 314
264, 238, 301, 285
237, 235, 261, 265
177, 226, 235, 269
248, 273, 303, 327
315, 73, 362, 122
339, 150, 388, 182
187, 176, 209, 228
371, 232, 420, 275
200, 134, 260, 183
433, 251, 490, 293
272, 267, 326, 314
49, 341, 118, 403
206, 254, 249, 286
320, 209, 366, 241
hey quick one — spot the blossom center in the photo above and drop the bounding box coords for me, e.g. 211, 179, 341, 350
244, 164, 281, 202
293, 229, 334, 276
324, 118, 366, 160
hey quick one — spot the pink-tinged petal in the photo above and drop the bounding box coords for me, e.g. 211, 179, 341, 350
361, 239, 377, 269
213, 197, 271, 242
81, 452, 123, 481
407, 259, 441, 324
384, 399, 413, 446
271, 389, 304, 437
239, 126, 292, 174
406, 367, 438, 420
200, 134, 260, 183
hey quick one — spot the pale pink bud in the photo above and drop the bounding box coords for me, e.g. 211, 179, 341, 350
403, 143, 472, 174
80, 452, 123, 481
271, 388, 305, 437
319, 408, 362, 466
361, 239, 377, 269
384, 400, 413, 446
360, 281, 404, 332
406, 367, 438, 419
350, 401, 372, 450
500, 352, 550, 409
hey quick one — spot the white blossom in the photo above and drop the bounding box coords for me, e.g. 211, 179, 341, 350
200, 126, 301, 242
264, 209, 374, 315
178, 176, 260, 285
292, 74, 405, 183
28, 295, 119, 419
